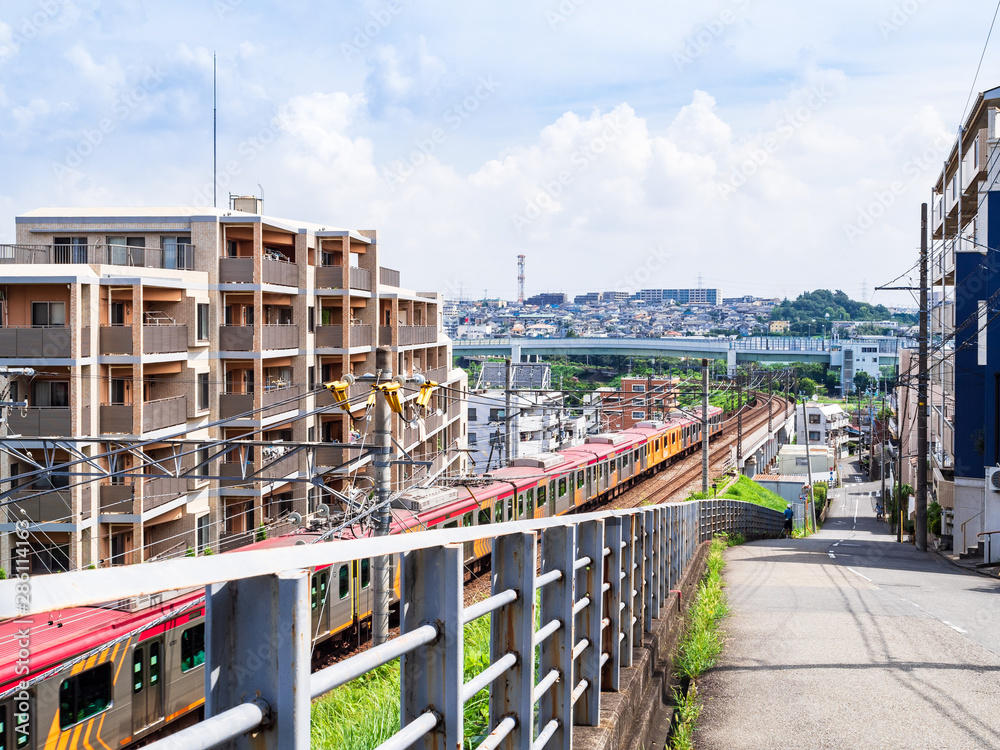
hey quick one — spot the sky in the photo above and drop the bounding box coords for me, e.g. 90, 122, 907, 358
0, 0, 997, 306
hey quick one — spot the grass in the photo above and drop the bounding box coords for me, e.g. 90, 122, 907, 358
668, 536, 732, 750
310, 601, 494, 749
686, 475, 787, 513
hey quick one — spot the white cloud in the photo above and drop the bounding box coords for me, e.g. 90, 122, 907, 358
63, 44, 125, 90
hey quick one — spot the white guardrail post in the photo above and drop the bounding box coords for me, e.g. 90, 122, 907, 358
401, 543, 464, 749
539, 524, 576, 750
205, 569, 312, 748
601, 514, 623, 692
575, 519, 604, 726
489, 532, 536, 750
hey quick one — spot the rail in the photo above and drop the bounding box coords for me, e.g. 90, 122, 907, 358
2, 499, 782, 750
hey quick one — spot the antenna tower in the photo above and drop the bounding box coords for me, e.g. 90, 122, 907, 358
517, 255, 525, 304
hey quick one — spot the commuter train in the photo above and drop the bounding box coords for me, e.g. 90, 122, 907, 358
0, 407, 723, 748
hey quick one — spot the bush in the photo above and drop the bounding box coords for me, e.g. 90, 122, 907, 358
813, 482, 828, 509
928, 501, 942, 536
255, 524, 268, 543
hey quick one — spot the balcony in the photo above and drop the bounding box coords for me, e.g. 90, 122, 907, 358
144, 325, 187, 354
99, 326, 133, 354
7, 407, 72, 437
349, 267, 372, 291
219, 453, 299, 486
379, 325, 392, 346
263, 257, 299, 287
143, 476, 187, 512
100, 483, 135, 514
220, 392, 253, 419
379, 267, 400, 287
315, 265, 344, 289
397, 326, 437, 346
263, 385, 302, 417
349, 324, 373, 347
0, 327, 72, 358
262, 324, 298, 350
10, 486, 73, 523
143, 396, 187, 432
219, 257, 254, 282
0, 243, 195, 269
315, 325, 343, 348
99, 404, 132, 434
220, 325, 254, 351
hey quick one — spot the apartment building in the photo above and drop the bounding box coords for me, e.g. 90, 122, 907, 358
0, 200, 467, 573
795, 402, 848, 450
919, 85, 1000, 557
596, 376, 679, 431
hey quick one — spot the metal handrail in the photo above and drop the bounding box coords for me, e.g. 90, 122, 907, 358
976, 529, 1000, 564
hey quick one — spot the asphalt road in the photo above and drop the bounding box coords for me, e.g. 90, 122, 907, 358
697, 461, 1000, 749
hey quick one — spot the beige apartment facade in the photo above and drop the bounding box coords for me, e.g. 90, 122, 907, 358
0, 201, 467, 573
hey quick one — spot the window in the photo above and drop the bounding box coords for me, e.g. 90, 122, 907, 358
339, 565, 349, 599
54, 237, 88, 263
311, 571, 328, 611
30, 381, 69, 407
537, 484, 546, 507
632, 384, 645, 392
517, 493, 524, 519
795, 457, 809, 466
149, 642, 161, 688
489, 408, 504, 422
525, 490, 534, 516
107, 236, 145, 266
808, 414, 821, 424
196, 514, 210, 552
468, 432, 478, 445
308, 306, 315, 333
31, 301, 65, 327
468, 408, 477, 422
197, 372, 209, 411
463, 512, 473, 527
808, 431, 821, 442
59, 662, 112, 729
180, 624, 205, 672
196, 304, 209, 340
361, 559, 371, 588
494, 500, 503, 523
133, 648, 144, 694
479, 505, 490, 525
308, 366, 315, 391
161, 236, 190, 269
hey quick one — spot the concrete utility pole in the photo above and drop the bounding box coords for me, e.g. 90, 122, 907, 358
916, 203, 929, 551
702, 358, 710, 495
372, 347, 393, 645
801, 395, 817, 533
880, 393, 887, 519
737, 370, 743, 463
504, 357, 512, 463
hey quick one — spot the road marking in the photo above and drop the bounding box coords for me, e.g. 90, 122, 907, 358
833, 542, 841, 547
827, 552, 836, 559
942, 621, 968, 634
847, 567, 872, 582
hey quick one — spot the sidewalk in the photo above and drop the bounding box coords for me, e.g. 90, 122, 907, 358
695, 468, 1000, 749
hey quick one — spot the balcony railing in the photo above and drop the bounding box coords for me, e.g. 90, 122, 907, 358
220, 325, 253, 351
398, 325, 437, 346
220, 392, 254, 420
379, 325, 392, 346
349, 324, 373, 347
0, 326, 72, 358
144, 325, 187, 354
99, 326, 133, 354
379, 267, 400, 287
262, 257, 299, 286
7, 407, 72, 437
262, 324, 299, 350
315, 325, 343, 348
349, 266, 372, 291
10, 487, 73, 523
219, 453, 299, 486
0, 243, 195, 269
219, 257, 254, 282
315, 264, 373, 292
143, 476, 187, 512
143, 395, 187, 432
263, 385, 302, 417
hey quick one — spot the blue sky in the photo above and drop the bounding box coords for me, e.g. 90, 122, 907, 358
1, 0, 996, 305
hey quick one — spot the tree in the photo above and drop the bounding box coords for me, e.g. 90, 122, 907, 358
853, 371, 872, 393
800, 377, 818, 396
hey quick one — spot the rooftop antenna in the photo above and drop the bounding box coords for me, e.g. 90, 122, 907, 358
257, 182, 264, 207
213, 52, 217, 209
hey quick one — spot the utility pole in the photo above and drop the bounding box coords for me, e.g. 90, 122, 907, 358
880, 393, 887, 521
736, 371, 743, 464
504, 357, 512, 463
372, 347, 393, 645
702, 358, 710, 495
801, 395, 817, 533
767, 371, 773, 433
916, 203, 929, 551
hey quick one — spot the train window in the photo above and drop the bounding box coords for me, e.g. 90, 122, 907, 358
479, 506, 491, 525
577, 471, 584, 490
1, 704, 5, 750
494, 500, 503, 523
444, 519, 458, 529
59, 662, 112, 729
181, 624, 206, 672
537, 484, 546, 507
339, 565, 349, 599
526, 489, 534, 516
150, 642, 161, 688
6, 698, 29, 750
133, 648, 144, 694
517, 493, 524, 519
506, 497, 513, 521
361, 559, 371, 588
463, 512, 473, 527
558, 478, 567, 497
635, 450, 641, 462
319, 572, 328, 607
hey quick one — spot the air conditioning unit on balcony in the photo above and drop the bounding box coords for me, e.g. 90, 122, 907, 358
987, 467, 1000, 492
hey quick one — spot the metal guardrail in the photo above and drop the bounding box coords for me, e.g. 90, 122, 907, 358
3, 499, 782, 750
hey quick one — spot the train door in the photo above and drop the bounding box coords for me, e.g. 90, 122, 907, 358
330, 563, 352, 635
132, 637, 165, 735
311, 569, 330, 634
353, 559, 373, 622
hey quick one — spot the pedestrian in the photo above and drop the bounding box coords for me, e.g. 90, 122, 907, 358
783, 503, 794, 536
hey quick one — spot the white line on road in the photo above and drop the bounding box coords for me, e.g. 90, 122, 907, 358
827, 552, 836, 559
942, 620, 968, 634
846, 567, 872, 582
